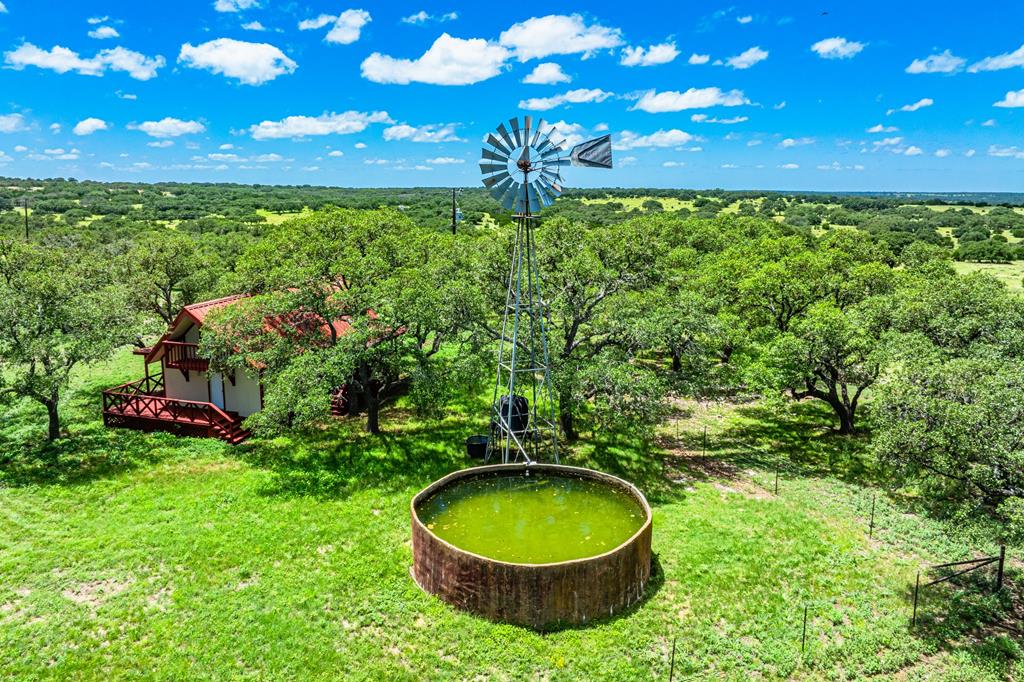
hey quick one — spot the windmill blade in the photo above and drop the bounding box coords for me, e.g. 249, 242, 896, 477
486, 134, 511, 156
479, 162, 507, 175
531, 119, 545, 147
481, 147, 509, 163
523, 116, 532, 148
496, 124, 515, 151
509, 117, 522, 146
483, 170, 510, 188
569, 134, 613, 169
533, 180, 555, 207
498, 180, 521, 210
489, 175, 515, 200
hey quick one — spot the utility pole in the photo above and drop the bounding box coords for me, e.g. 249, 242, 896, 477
451, 188, 457, 235
23, 198, 29, 240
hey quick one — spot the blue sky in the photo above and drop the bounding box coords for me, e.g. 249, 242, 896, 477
1, 1, 1023, 191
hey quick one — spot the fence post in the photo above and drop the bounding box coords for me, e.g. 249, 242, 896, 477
669, 636, 676, 681
800, 605, 808, 654
869, 492, 876, 539
702, 425, 707, 461
774, 465, 779, 495
996, 545, 1005, 592
911, 572, 920, 628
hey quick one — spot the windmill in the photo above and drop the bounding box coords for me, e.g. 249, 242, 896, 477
480, 116, 612, 464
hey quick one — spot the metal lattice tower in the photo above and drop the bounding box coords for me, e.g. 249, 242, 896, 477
479, 116, 613, 464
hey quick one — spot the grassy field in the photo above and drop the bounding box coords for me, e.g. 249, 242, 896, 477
1, 353, 1021, 680
954, 260, 1024, 290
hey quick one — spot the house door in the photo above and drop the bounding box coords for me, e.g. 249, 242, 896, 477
209, 372, 226, 410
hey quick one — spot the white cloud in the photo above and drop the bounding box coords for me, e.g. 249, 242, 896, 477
299, 9, 371, 44
778, 163, 799, 169
354, 142, 367, 149
620, 42, 679, 67
543, 120, 587, 148
886, 98, 933, 115
906, 50, 964, 74
425, 156, 464, 164
614, 129, 698, 150
361, 33, 509, 85
130, 117, 206, 138
965, 149, 976, 157
904, 146, 923, 156
688, 53, 710, 65
690, 114, 748, 124
866, 124, 898, 133
0, 114, 27, 133
630, 87, 749, 113
401, 11, 458, 24
383, 122, 463, 143
817, 161, 864, 171
810, 37, 865, 60
148, 140, 174, 148
179, 38, 296, 85
302, 166, 319, 172
989, 145, 1024, 159
737, 15, 753, 24
774, 101, 787, 110
248, 110, 392, 140
499, 14, 623, 61
746, 139, 762, 146
242, 21, 266, 31
87, 16, 107, 24
662, 161, 685, 167
968, 44, 1024, 73
725, 46, 768, 69
872, 136, 904, 150
29, 147, 81, 160
327, 150, 344, 157
4, 43, 165, 80
49, 123, 61, 133
522, 62, 570, 84
14, 145, 26, 152
721, 163, 739, 169
519, 88, 612, 111
214, 0, 258, 12
0, 2, 6, 13
364, 158, 389, 165
779, 137, 814, 148
994, 89, 1024, 108
219, 143, 234, 150
117, 90, 137, 100
934, 148, 951, 157
88, 26, 119, 40
73, 117, 108, 135
982, 118, 997, 126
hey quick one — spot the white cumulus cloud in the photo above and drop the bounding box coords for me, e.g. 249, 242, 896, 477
130, 117, 206, 138
620, 42, 679, 67
499, 14, 623, 61
811, 37, 865, 59
425, 156, 464, 164
688, 53, 710, 65
994, 89, 1024, 108
725, 46, 768, 69
614, 129, 699, 150
361, 34, 509, 85
73, 117, 108, 135
887, 98, 933, 115
630, 87, 749, 113
214, 0, 258, 12
906, 50, 965, 74
299, 9, 371, 44
5, 43, 165, 80
179, 38, 297, 85
519, 88, 613, 111
248, 111, 392, 140
401, 11, 458, 25
866, 124, 898, 133
0, 113, 27, 133
88, 26, 119, 40
779, 137, 814, 148
690, 114, 748, 124
522, 62, 570, 84
968, 44, 1024, 73
383, 123, 463, 143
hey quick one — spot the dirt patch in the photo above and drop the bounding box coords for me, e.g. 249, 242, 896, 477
62, 576, 134, 608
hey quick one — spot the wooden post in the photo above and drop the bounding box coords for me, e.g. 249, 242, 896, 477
23, 198, 29, 240
801, 605, 808, 654
774, 465, 779, 495
911, 572, 920, 628
869, 492, 876, 539
996, 545, 1005, 592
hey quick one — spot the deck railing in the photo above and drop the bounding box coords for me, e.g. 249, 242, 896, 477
163, 341, 209, 372
101, 372, 239, 437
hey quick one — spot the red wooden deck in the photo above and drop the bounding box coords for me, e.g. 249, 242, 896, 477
102, 374, 250, 444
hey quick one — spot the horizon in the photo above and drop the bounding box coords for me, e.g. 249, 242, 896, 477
1, 1, 1023, 191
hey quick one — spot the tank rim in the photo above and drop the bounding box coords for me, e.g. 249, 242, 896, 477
410, 463, 653, 569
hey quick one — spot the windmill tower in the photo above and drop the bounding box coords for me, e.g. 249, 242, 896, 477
479, 116, 612, 464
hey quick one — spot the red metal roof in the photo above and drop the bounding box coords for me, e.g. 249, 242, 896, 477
180, 294, 253, 325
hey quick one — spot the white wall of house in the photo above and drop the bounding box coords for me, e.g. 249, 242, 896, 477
224, 370, 261, 417
183, 324, 200, 343
164, 365, 210, 403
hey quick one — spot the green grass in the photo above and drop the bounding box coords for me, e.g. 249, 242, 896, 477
1, 355, 1021, 679
953, 261, 1024, 290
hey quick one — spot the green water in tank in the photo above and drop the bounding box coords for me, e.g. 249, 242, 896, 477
416, 472, 645, 564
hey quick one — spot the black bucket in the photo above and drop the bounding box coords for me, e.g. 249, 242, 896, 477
493, 395, 529, 434
465, 435, 489, 459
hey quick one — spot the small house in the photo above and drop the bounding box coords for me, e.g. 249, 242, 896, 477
102, 294, 351, 443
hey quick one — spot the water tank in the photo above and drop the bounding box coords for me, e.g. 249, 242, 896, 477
494, 395, 529, 435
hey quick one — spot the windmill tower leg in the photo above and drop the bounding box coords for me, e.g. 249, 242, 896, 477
486, 211, 559, 464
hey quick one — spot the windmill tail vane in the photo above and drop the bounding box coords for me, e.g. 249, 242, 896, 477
479, 116, 613, 464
